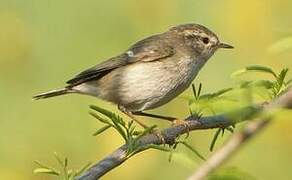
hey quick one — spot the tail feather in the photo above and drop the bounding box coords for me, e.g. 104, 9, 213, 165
33, 88, 71, 100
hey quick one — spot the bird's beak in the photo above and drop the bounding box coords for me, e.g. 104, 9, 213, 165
218, 42, 234, 49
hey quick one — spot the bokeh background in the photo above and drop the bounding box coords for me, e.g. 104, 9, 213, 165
0, 0, 292, 179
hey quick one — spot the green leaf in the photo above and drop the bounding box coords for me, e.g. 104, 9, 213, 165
231, 69, 247, 77
191, 83, 202, 99
179, 141, 206, 161
135, 125, 157, 140
64, 157, 68, 168
277, 68, 289, 86
34, 160, 51, 169
33, 168, 60, 176
53, 152, 64, 168
200, 88, 233, 99
133, 130, 143, 136
210, 129, 222, 151
90, 105, 129, 142
92, 125, 112, 136
89, 112, 111, 125
90, 105, 114, 119
252, 80, 274, 89
191, 84, 197, 98
239, 81, 252, 88
90, 105, 125, 126
128, 124, 136, 135
110, 117, 128, 142
232, 65, 277, 78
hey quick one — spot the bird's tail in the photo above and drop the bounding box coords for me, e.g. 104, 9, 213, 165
33, 88, 72, 100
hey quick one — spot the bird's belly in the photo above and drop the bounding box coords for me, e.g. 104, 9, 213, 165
114, 58, 199, 111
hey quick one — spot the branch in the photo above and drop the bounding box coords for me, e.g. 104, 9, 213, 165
187, 119, 270, 180
77, 89, 292, 180
188, 89, 292, 180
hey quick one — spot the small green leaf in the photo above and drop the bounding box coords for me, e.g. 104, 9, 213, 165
197, 83, 202, 98
231, 69, 247, 77
128, 124, 136, 135
64, 157, 68, 168
192, 84, 197, 98
135, 125, 157, 140
34, 160, 51, 169
232, 65, 277, 78
89, 112, 111, 125
239, 81, 252, 88
287, 78, 292, 85
91, 105, 129, 142
277, 68, 289, 86
133, 130, 143, 135
191, 83, 202, 99
179, 141, 206, 161
92, 125, 112, 136
110, 118, 128, 142
252, 80, 274, 89
53, 152, 64, 167
33, 168, 60, 176
210, 129, 222, 151
200, 88, 233, 99
90, 105, 114, 118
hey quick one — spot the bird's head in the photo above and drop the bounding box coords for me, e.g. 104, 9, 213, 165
169, 24, 233, 59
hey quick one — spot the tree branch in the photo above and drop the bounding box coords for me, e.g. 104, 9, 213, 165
188, 89, 292, 180
77, 89, 292, 180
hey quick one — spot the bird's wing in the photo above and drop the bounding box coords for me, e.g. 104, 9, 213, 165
66, 34, 175, 86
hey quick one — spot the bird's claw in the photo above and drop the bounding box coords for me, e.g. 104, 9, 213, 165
172, 119, 190, 138
151, 128, 165, 144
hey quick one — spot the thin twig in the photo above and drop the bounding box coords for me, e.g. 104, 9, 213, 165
187, 119, 270, 180
77, 89, 292, 180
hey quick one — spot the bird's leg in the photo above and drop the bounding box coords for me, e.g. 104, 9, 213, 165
118, 106, 165, 144
118, 106, 149, 129
133, 111, 176, 121
134, 111, 191, 137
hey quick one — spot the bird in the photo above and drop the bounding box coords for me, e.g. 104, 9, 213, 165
33, 23, 233, 128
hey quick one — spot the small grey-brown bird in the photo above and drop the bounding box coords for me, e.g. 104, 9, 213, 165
34, 23, 233, 127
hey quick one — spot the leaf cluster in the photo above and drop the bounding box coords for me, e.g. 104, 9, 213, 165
33, 152, 90, 179
90, 105, 157, 156
232, 65, 291, 99
90, 105, 206, 160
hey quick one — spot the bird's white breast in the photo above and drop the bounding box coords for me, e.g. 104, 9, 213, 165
117, 56, 203, 111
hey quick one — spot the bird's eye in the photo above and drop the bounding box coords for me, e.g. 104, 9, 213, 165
202, 37, 210, 44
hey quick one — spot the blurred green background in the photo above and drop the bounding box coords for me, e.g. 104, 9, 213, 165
0, 0, 291, 179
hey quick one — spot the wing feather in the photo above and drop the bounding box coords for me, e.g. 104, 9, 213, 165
66, 34, 174, 86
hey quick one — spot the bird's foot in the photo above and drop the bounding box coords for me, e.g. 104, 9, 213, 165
172, 119, 190, 138
151, 128, 165, 144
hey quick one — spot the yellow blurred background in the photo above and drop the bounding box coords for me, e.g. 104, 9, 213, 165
0, 0, 291, 179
